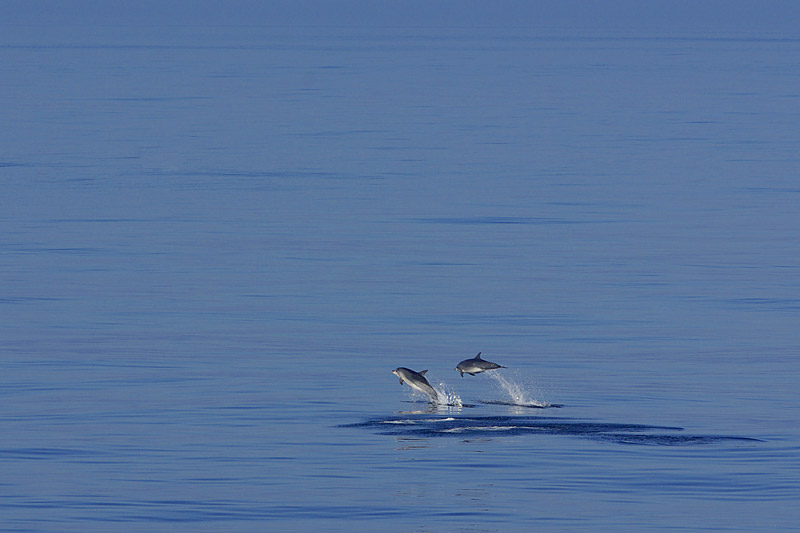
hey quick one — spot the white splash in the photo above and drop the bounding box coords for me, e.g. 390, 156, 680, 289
433, 381, 463, 409
403, 382, 462, 409
487, 370, 549, 407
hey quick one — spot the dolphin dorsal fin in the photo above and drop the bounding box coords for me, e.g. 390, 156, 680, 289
476, 352, 482, 359
419, 370, 428, 376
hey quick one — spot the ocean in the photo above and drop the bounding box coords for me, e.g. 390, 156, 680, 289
2, 20, 799, 531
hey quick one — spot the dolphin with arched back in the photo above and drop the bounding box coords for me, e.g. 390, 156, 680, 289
455, 352, 506, 377
392, 367, 439, 403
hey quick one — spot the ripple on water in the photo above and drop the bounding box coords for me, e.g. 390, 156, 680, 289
343, 416, 762, 446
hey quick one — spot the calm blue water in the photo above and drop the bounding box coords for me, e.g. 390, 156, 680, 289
2, 21, 800, 531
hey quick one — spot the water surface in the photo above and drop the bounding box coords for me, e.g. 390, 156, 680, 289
2, 22, 799, 531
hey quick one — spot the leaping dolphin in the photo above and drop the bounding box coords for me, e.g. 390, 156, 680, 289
455, 352, 506, 377
392, 367, 440, 403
